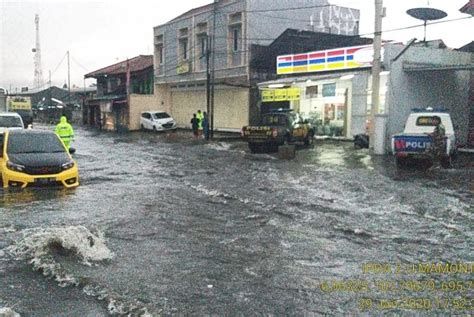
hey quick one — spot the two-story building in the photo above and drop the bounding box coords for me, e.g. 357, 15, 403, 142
84, 55, 157, 131
153, 0, 361, 131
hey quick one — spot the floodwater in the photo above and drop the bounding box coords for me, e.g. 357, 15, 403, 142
0, 126, 472, 316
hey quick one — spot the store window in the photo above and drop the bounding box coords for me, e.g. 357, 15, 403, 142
322, 83, 336, 97
306, 85, 318, 98
301, 81, 346, 137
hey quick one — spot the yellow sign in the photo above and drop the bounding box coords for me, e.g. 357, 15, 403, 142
7, 96, 32, 110
177, 61, 190, 74
260, 88, 300, 102
261, 90, 275, 102
274, 89, 288, 101
287, 88, 300, 101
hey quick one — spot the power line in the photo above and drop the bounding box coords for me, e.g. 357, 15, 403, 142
50, 52, 68, 77
70, 54, 90, 73
356, 16, 473, 39
244, 4, 333, 13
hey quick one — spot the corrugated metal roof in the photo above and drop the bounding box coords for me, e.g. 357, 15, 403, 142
14, 86, 96, 95
85, 55, 153, 79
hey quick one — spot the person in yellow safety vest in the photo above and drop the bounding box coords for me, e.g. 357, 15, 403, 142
196, 110, 204, 137
55, 116, 74, 149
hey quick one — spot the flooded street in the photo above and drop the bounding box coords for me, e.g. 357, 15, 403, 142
0, 126, 472, 315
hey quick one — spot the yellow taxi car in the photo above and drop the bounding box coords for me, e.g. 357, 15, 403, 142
0, 129, 79, 188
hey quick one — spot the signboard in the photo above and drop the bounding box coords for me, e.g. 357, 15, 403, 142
7, 96, 32, 110
260, 88, 300, 102
177, 61, 190, 74
261, 90, 275, 102
277, 44, 384, 75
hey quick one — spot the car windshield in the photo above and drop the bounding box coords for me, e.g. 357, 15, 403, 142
7, 133, 66, 154
416, 116, 441, 126
153, 112, 170, 119
262, 114, 288, 125
0, 116, 22, 127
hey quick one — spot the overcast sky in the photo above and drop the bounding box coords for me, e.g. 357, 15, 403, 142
0, 0, 472, 92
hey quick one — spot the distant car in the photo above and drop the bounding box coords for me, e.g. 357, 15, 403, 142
0, 129, 79, 188
0, 112, 24, 133
140, 111, 177, 131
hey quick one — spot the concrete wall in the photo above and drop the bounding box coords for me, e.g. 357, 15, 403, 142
351, 72, 370, 136
129, 94, 164, 131
385, 44, 472, 146
170, 86, 249, 131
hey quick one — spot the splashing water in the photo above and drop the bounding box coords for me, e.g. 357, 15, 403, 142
7, 226, 114, 287
0, 307, 21, 317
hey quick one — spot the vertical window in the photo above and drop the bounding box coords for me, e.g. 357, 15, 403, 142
154, 34, 164, 67
196, 22, 208, 58
200, 36, 207, 57
158, 45, 164, 64
228, 12, 243, 67
180, 39, 188, 60
232, 28, 240, 52
178, 28, 189, 61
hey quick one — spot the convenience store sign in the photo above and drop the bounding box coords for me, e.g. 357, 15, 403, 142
277, 44, 380, 75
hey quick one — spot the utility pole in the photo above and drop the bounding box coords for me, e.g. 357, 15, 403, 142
210, 0, 217, 139
206, 35, 211, 125
49, 70, 52, 107
33, 14, 44, 89
67, 51, 71, 106
369, 0, 383, 150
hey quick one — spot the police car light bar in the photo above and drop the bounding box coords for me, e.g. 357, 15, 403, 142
411, 107, 448, 113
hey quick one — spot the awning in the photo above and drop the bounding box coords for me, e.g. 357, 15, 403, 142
90, 94, 126, 102
403, 62, 474, 72
257, 71, 363, 88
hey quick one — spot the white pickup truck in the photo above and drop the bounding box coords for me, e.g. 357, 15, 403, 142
391, 109, 456, 168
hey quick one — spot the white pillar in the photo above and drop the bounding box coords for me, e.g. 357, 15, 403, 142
374, 114, 387, 155
369, 0, 384, 149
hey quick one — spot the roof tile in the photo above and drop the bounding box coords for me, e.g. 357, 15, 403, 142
85, 55, 153, 78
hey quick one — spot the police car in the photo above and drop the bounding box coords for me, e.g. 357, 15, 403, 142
391, 108, 456, 168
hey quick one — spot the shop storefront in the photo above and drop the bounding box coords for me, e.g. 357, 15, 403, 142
258, 44, 389, 139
